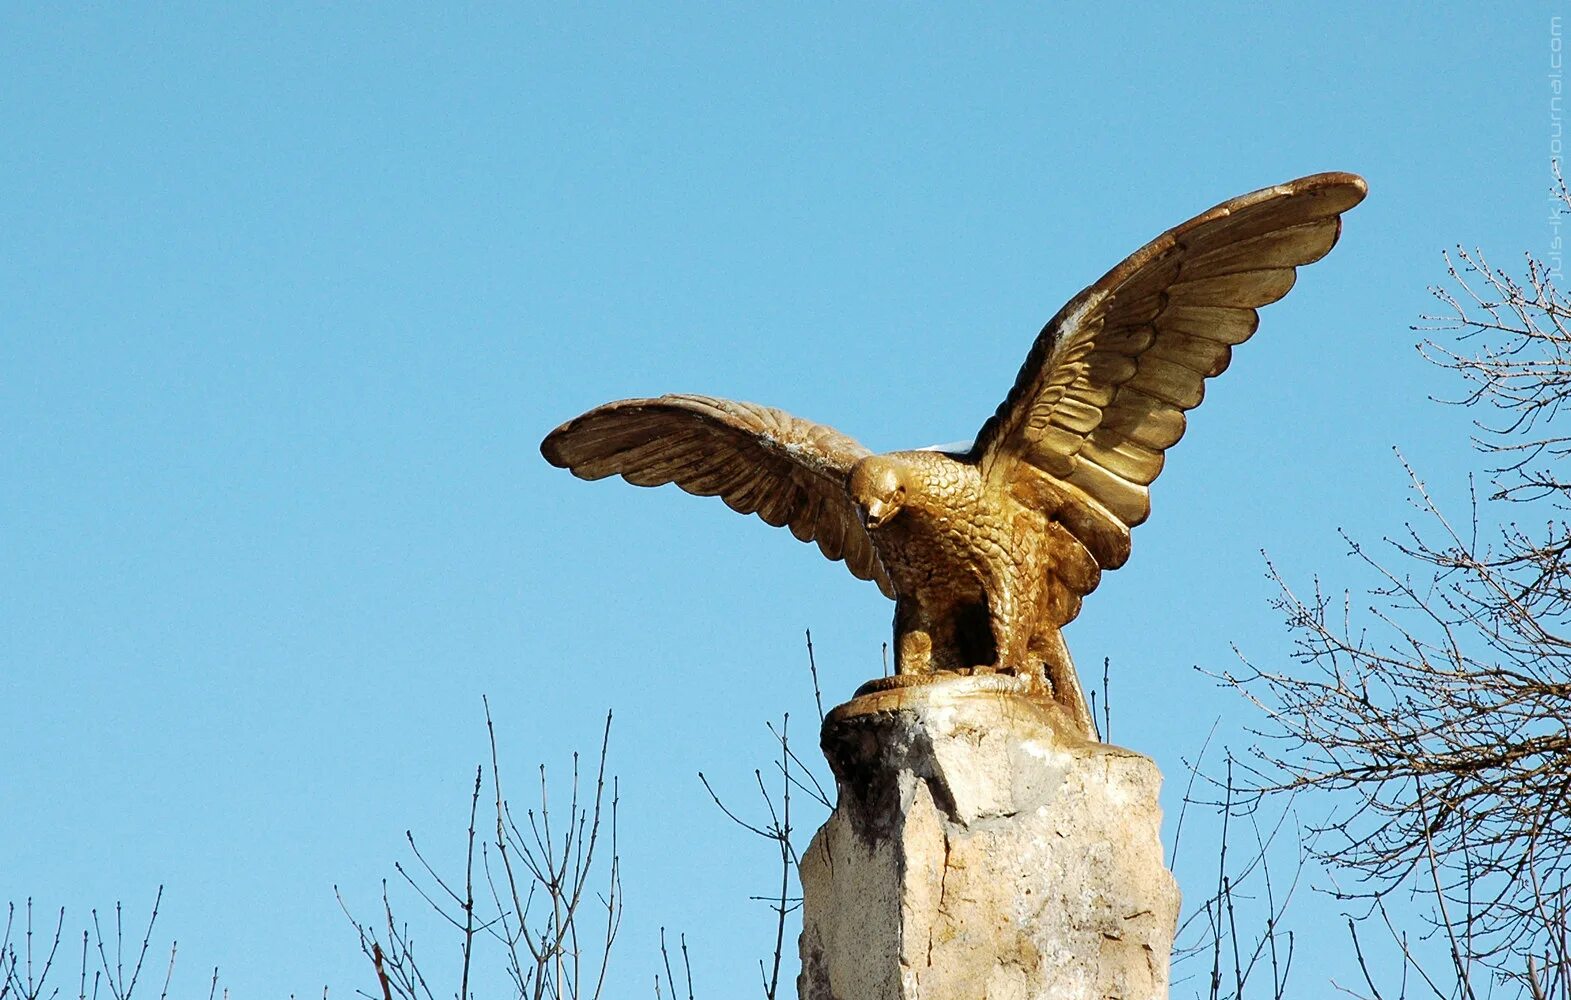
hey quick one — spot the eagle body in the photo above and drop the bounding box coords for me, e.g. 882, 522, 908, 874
858, 450, 996, 599
542, 174, 1367, 737
855, 450, 1006, 662
851, 449, 1099, 727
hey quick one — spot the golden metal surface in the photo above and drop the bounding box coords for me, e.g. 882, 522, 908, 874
541, 173, 1367, 737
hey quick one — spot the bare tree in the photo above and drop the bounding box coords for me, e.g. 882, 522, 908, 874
345, 648, 828, 1000
341, 701, 622, 1000
1166, 725, 1303, 1000
1216, 181, 1571, 997
697, 631, 834, 1000
0, 891, 222, 1000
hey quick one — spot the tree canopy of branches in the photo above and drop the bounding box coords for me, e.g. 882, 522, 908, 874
1220, 185, 1571, 998
0, 890, 230, 1000
341, 702, 622, 1000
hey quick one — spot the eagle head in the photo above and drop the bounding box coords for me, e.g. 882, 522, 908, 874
848, 456, 908, 530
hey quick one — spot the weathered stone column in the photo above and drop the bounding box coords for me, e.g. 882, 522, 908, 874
798, 675, 1179, 1000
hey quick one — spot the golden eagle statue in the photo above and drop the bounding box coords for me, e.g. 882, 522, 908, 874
542, 173, 1366, 736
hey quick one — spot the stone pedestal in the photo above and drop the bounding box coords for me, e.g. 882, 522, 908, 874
798, 675, 1179, 1000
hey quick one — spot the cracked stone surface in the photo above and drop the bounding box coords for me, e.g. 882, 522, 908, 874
798, 676, 1179, 1000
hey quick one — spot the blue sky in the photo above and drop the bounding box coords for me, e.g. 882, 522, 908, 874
2, 4, 1558, 996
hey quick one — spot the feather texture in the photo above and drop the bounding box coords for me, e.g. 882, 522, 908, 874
541, 395, 894, 596
542, 175, 1365, 640
972, 172, 1366, 555
541, 174, 1365, 737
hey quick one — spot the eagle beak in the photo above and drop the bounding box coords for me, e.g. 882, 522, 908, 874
861, 499, 894, 530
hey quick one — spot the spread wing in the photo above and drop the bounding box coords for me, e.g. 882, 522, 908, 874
972, 172, 1367, 571
541, 393, 894, 597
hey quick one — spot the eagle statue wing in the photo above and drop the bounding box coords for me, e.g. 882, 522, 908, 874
971, 172, 1367, 573
541, 393, 895, 597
